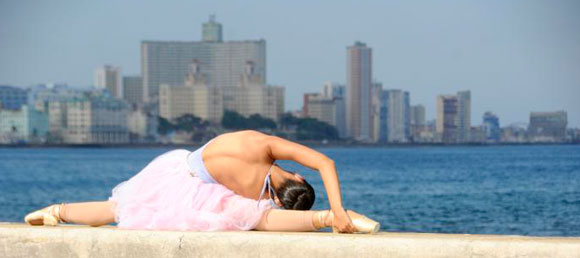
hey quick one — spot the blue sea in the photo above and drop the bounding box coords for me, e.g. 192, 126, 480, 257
1, 145, 579, 236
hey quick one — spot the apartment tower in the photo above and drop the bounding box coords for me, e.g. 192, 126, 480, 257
95, 65, 122, 99
346, 41, 372, 141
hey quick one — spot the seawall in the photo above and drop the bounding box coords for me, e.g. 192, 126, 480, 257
1, 223, 579, 258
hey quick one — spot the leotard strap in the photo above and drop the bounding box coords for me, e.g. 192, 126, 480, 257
257, 162, 277, 208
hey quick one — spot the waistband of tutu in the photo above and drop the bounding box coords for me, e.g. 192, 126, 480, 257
186, 140, 218, 184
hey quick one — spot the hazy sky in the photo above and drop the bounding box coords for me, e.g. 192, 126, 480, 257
1, 0, 579, 127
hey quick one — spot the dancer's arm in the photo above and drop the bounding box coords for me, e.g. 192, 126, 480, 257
266, 136, 355, 233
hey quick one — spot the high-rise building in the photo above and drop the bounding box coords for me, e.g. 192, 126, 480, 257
410, 104, 426, 141
302, 93, 319, 118
410, 105, 426, 127
436, 95, 458, 144
482, 112, 500, 142
371, 82, 383, 142
122, 76, 143, 105
322, 82, 345, 100
323, 82, 347, 138
436, 90, 471, 144
383, 89, 410, 143
159, 60, 283, 123
346, 41, 372, 141
457, 90, 471, 142
302, 82, 347, 138
142, 16, 266, 102
528, 111, 567, 142
95, 65, 122, 98
202, 15, 223, 42
303, 94, 335, 124
379, 91, 389, 143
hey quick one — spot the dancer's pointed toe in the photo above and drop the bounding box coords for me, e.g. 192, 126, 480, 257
317, 209, 380, 234
347, 210, 380, 233
24, 204, 62, 226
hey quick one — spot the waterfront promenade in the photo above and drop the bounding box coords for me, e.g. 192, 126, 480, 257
1, 223, 579, 258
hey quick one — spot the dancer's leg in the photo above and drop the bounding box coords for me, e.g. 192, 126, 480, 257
254, 209, 330, 232
59, 201, 116, 226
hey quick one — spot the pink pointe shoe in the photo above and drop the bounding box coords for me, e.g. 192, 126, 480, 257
24, 204, 63, 226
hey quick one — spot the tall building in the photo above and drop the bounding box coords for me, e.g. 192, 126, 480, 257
202, 15, 223, 42
303, 94, 335, 124
528, 111, 567, 142
122, 76, 143, 105
302, 82, 347, 138
410, 105, 426, 127
142, 16, 266, 102
95, 65, 122, 98
0, 85, 28, 110
436, 90, 471, 144
457, 90, 471, 142
346, 41, 372, 141
436, 95, 458, 144
302, 93, 319, 118
379, 91, 389, 143
410, 104, 426, 141
322, 82, 347, 138
383, 89, 410, 143
371, 82, 383, 142
322, 82, 345, 100
482, 111, 500, 142
159, 60, 283, 123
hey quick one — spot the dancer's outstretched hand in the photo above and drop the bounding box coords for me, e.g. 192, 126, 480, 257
333, 208, 355, 233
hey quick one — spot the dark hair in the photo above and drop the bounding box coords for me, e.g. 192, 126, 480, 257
274, 176, 315, 210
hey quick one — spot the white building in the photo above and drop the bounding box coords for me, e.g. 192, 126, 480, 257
27, 84, 87, 142
142, 16, 266, 102
159, 61, 283, 124
95, 65, 122, 99
383, 89, 410, 143
128, 104, 159, 143
302, 82, 347, 138
64, 94, 129, 144
0, 105, 49, 143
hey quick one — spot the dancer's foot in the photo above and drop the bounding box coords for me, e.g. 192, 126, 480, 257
24, 204, 63, 226
343, 210, 380, 233
314, 209, 380, 234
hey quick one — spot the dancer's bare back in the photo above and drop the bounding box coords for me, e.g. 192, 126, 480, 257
202, 130, 276, 200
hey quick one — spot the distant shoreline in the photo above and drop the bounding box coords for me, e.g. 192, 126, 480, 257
0, 142, 578, 148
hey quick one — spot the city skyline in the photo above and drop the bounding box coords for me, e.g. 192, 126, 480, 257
1, 1, 579, 127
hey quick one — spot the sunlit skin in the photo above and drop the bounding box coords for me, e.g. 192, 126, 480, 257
203, 130, 355, 233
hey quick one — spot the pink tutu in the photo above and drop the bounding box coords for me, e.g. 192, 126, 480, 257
108, 149, 271, 231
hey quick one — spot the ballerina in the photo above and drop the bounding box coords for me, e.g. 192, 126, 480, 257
25, 130, 379, 233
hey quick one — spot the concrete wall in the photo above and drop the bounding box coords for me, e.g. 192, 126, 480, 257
1, 223, 579, 258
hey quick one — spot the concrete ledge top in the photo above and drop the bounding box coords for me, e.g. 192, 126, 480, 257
1, 223, 579, 258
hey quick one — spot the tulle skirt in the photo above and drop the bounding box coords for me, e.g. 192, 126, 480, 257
108, 149, 271, 231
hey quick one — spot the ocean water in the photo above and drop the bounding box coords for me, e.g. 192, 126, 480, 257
1, 145, 579, 236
